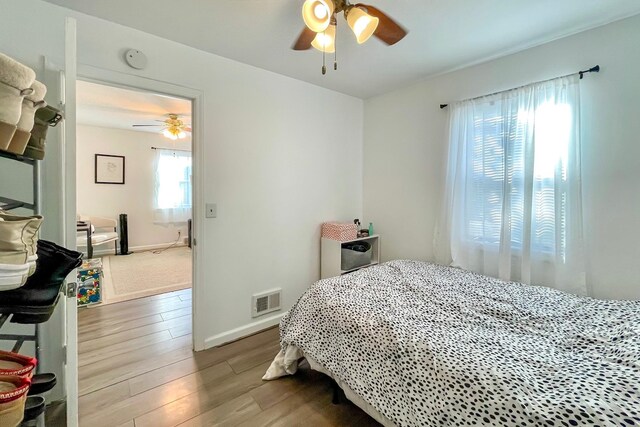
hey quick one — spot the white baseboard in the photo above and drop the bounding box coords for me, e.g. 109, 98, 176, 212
90, 241, 188, 257
129, 242, 188, 253
203, 312, 286, 349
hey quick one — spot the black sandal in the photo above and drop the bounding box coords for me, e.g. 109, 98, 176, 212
27, 373, 57, 395
22, 395, 46, 423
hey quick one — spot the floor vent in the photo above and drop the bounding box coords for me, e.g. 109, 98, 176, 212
252, 289, 281, 318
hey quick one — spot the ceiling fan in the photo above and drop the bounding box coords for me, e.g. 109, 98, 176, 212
132, 114, 191, 140
293, 0, 407, 74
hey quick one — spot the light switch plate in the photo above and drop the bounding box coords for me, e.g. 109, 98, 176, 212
206, 203, 217, 218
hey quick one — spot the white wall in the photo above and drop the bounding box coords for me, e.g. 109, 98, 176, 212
76, 125, 190, 251
0, 0, 363, 351
363, 14, 640, 300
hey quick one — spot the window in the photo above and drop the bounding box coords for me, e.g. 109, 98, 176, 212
467, 101, 572, 256
435, 75, 585, 294
153, 149, 192, 224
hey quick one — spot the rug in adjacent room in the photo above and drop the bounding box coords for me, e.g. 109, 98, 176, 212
101, 246, 192, 304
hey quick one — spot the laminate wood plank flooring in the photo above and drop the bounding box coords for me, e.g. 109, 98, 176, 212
78, 289, 379, 426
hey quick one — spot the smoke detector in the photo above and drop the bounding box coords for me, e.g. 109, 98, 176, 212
124, 49, 147, 70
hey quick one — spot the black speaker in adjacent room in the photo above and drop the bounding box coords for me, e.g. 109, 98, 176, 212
119, 213, 133, 255
187, 219, 192, 249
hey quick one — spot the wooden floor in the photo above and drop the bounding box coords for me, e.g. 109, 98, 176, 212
78, 289, 379, 426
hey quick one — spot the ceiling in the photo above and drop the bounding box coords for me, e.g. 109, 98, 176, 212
77, 80, 191, 135
49, 0, 640, 98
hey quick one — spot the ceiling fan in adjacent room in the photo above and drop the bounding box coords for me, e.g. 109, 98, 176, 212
293, 0, 407, 74
132, 114, 191, 140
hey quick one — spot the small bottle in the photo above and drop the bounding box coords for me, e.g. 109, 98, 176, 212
368, 222, 374, 236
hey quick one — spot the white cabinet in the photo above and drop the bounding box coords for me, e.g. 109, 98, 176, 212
321, 235, 380, 279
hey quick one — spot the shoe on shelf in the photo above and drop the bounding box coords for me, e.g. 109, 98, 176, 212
0, 53, 36, 151
0, 351, 37, 380
0, 211, 43, 278
0, 240, 82, 324
0, 263, 30, 293
0, 281, 64, 324
27, 373, 56, 396
33, 240, 83, 286
0, 375, 30, 427
22, 105, 62, 161
6, 80, 46, 155
0, 214, 43, 291
21, 395, 45, 425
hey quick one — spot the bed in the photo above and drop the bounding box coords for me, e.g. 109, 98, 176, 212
264, 260, 640, 426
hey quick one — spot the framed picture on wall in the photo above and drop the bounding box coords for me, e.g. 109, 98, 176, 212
95, 154, 125, 184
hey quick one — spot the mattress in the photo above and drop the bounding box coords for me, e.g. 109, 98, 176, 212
264, 260, 640, 426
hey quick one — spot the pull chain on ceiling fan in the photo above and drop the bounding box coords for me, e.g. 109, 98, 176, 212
293, 0, 407, 74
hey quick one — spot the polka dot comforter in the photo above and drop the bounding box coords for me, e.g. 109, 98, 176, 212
269, 260, 640, 426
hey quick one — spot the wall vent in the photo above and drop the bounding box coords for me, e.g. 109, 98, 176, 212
252, 289, 281, 318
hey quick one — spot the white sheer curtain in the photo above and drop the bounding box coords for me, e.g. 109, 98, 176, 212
152, 148, 192, 224
434, 75, 587, 295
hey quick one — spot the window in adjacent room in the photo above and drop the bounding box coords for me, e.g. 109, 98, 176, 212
153, 148, 192, 223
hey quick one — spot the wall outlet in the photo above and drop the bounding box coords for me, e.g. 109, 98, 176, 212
206, 203, 217, 218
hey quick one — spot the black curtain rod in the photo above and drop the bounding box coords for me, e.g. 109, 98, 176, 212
151, 146, 191, 152
439, 65, 600, 109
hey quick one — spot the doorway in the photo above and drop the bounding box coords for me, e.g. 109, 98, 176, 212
75, 80, 193, 305
70, 75, 202, 423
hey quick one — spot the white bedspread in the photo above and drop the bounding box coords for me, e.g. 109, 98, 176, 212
264, 260, 640, 426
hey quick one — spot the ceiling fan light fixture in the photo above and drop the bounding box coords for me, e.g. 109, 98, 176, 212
302, 0, 334, 33
311, 23, 336, 53
163, 125, 186, 141
346, 6, 379, 44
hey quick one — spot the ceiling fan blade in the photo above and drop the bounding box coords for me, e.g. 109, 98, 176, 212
132, 124, 162, 127
358, 4, 407, 45
292, 27, 315, 50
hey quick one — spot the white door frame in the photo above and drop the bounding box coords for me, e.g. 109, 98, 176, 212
67, 63, 206, 351
64, 18, 79, 426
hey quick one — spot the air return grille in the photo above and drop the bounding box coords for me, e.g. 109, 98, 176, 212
252, 289, 281, 318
